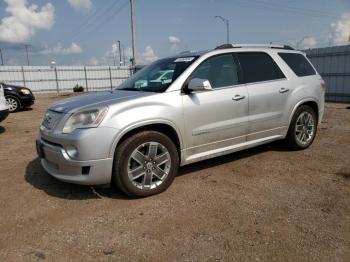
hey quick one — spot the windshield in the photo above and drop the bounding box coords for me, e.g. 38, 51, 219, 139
118, 56, 198, 92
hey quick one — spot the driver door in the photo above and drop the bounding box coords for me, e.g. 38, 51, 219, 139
182, 54, 249, 159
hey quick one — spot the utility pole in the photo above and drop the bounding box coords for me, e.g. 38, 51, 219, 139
117, 40, 122, 65
123, 46, 126, 65
215, 16, 230, 44
113, 53, 117, 66
23, 44, 31, 66
130, 0, 136, 66
0, 48, 3, 66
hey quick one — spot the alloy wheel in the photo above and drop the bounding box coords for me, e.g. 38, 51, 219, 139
6, 97, 19, 112
295, 111, 315, 145
127, 142, 171, 190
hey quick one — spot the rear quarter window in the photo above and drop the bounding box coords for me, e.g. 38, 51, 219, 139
236, 52, 285, 84
278, 53, 316, 77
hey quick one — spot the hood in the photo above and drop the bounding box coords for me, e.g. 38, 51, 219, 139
2, 83, 24, 91
49, 90, 154, 113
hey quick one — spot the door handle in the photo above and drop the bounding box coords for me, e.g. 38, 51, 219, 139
232, 94, 245, 101
279, 88, 290, 93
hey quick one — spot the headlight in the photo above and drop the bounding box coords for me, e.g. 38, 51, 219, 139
62, 107, 108, 134
20, 88, 30, 95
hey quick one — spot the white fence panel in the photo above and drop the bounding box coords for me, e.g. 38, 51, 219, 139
0, 65, 132, 93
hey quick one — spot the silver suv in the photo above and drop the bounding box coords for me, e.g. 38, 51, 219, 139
36, 44, 325, 197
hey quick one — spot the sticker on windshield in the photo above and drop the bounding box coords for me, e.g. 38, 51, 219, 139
174, 57, 195, 63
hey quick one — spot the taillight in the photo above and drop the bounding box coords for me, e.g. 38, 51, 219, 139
320, 81, 326, 92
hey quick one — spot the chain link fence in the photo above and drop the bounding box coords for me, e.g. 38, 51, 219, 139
0, 66, 133, 93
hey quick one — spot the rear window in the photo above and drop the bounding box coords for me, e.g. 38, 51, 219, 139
278, 53, 316, 77
236, 52, 285, 84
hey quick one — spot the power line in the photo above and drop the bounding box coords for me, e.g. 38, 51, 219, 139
65, 1, 122, 41
232, 0, 339, 19
249, 0, 339, 17
72, 1, 129, 42
246, 0, 338, 18
70, 1, 123, 41
269, 30, 331, 45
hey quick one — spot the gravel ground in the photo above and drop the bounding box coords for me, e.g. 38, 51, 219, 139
0, 94, 349, 262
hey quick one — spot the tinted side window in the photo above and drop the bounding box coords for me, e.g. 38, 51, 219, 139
191, 54, 239, 89
278, 53, 316, 77
236, 52, 285, 84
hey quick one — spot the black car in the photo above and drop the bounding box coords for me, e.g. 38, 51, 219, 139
1, 83, 35, 112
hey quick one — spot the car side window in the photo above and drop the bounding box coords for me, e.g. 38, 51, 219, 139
278, 53, 316, 77
236, 52, 285, 84
190, 54, 239, 89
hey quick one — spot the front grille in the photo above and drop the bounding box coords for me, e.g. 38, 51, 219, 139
41, 110, 63, 131
41, 138, 62, 148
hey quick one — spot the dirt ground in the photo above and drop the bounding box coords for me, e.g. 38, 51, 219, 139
0, 94, 349, 262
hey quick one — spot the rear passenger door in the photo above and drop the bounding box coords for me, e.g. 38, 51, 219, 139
236, 52, 291, 141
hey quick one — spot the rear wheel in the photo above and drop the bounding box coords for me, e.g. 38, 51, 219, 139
112, 131, 179, 198
6, 96, 21, 112
286, 105, 317, 149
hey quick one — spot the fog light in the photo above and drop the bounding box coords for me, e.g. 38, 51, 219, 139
66, 145, 78, 158
82, 166, 90, 175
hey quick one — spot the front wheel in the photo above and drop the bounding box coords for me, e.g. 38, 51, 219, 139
285, 105, 317, 150
112, 131, 179, 198
6, 96, 21, 112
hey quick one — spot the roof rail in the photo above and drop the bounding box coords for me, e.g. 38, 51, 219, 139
271, 45, 294, 50
214, 44, 235, 49
179, 50, 192, 54
215, 43, 294, 50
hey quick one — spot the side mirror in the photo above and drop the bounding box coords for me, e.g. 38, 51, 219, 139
187, 78, 213, 92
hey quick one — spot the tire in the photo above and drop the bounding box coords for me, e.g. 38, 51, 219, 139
6, 96, 21, 112
112, 131, 179, 198
285, 105, 317, 150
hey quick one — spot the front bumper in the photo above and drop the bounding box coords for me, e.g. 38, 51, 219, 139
0, 109, 9, 122
20, 94, 35, 107
36, 138, 113, 185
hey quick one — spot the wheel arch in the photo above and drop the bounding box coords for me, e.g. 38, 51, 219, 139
109, 120, 183, 159
5, 93, 21, 100
288, 99, 319, 127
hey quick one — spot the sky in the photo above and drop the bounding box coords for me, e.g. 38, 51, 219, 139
0, 0, 349, 66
